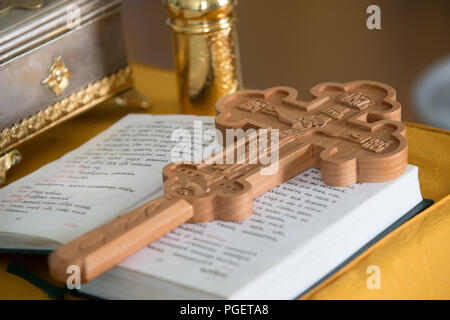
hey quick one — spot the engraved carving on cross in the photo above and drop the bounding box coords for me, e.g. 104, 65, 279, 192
215, 80, 407, 186
48, 81, 408, 283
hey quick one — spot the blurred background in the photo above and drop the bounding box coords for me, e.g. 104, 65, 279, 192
121, 0, 450, 129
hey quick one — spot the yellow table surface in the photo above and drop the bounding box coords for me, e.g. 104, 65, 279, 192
0, 62, 449, 299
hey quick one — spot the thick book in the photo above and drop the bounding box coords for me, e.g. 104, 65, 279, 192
0, 114, 426, 299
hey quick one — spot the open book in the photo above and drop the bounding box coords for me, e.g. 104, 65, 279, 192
0, 114, 426, 299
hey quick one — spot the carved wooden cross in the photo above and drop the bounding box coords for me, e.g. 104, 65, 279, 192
49, 81, 407, 283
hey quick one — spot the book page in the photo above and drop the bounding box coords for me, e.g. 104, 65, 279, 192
116, 165, 420, 298
0, 114, 215, 244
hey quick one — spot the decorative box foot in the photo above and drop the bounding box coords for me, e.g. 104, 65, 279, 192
113, 89, 152, 109
0, 149, 22, 186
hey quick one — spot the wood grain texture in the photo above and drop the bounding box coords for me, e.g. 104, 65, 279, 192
48, 80, 407, 283
48, 196, 193, 283
215, 81, 407, 186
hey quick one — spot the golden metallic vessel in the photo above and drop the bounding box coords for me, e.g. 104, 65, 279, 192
164, 0, 243, 115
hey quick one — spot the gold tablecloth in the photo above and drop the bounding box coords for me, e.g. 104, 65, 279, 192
0, 62, 449, 299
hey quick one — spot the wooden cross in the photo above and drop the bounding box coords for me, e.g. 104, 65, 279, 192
49, 81, 407, 283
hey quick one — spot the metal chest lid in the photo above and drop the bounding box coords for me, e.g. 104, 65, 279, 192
0, 0, 121, 66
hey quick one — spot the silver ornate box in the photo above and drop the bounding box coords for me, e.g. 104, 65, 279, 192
0, 0, 142, 183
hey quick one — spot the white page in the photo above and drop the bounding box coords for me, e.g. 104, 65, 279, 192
117, 165, 421, 298
0, 114, 215, 244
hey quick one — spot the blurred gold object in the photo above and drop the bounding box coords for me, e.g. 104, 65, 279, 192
164, 0, 243, 115
0, 149, 21, 186
42, 56, 72, 97
0, 66, 133, 155
0, 0, 44, 15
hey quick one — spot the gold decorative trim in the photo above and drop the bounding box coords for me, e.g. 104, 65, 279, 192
0, 0, 44, 15
42, 56, 72, 97
0, 149, 22, 185
0, 66, 133, 153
